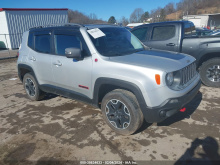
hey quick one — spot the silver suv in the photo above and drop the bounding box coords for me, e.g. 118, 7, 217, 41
17, 24, 201, 135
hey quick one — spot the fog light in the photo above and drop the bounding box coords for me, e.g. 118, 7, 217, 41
170, 99, 178, 104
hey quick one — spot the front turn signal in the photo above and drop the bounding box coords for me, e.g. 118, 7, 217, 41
155, 74, 161, 85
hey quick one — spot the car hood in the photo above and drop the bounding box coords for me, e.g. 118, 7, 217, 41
109, 49, 195, 72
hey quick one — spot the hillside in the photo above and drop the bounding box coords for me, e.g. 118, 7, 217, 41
166, 6, 220, 21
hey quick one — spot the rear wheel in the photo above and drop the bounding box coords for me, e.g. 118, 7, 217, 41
23, 73, 45, 101
101, 89, 144, 135
199, 58, 220, 88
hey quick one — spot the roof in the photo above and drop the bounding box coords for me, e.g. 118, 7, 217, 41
29, 23, 120, 31
131, 21, 191, 31
0, 8, 68, 12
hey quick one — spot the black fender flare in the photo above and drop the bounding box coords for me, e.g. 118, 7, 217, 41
93, 78, 151, 122
17, 64, 37, 82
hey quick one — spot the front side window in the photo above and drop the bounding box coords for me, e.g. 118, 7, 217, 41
54, 34, 81, 55
132, 27, 148, 41
88, 27, 144, 57
35, 35, 50, 53
151, 26, 175, 40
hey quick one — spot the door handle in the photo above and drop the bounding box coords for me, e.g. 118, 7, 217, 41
166, 43, 176, 46
29, 56, 36, 61
53, 61, 62, 66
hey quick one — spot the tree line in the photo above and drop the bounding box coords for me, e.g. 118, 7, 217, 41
68, 10, 106, 24
117, 0, 220, 25
68, 0, 220, 26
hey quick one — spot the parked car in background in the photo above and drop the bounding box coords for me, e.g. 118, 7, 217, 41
131, 21, 220, 88
208, 30, 220, 36
195, 28, 212, 36
17, 24, 201, 135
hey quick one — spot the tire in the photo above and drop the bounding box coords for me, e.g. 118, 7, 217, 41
23, 73, 45, 101
101, 89, 144, 135
199, 58, 220, 88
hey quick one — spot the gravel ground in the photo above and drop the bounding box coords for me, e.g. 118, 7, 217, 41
0, 59, 220, 165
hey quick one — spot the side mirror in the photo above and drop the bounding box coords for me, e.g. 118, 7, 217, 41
65, 47, 81, 59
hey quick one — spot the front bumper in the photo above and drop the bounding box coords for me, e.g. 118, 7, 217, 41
143, 80, 201, 123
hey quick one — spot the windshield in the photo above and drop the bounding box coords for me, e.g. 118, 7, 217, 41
88, 27, 144, 56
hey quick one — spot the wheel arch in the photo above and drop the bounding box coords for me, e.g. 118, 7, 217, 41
93, 78, 147, 112
197, 52, 220, 69
17, 64, 37, 82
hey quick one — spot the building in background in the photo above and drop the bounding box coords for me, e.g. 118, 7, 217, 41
183, 13, 220, 29
0, 8, 68, 49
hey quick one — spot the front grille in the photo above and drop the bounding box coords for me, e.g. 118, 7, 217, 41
180, 62, 197, 86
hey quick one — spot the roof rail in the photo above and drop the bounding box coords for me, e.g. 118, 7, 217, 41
29, 23, 84, 30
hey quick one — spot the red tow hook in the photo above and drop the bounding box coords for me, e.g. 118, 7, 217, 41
180, 107, 186, 112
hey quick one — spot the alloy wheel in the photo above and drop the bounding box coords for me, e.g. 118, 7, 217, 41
25, 78, 36, 96
105, 99, 131, 129
206, 65, 220, 82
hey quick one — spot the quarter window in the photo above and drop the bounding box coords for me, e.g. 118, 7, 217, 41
35, 35, 51, 53
151, 26, 175, 40
28, 32, 34, 49
132, 27, 148, 41
54, 34, 81, 55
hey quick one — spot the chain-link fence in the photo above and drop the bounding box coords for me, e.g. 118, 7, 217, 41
0, 33, 22, 59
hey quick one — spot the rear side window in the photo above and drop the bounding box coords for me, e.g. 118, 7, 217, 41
35, 35, 51, 53
151, 26, 175, 40
184, 23, 196, 37
28, 32, 34, 49
54, 34, 81, 55
132, 27, 148, 41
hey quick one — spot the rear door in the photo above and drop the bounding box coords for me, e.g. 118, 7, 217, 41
51, 30, 93, 98
146, 24, 180, 52
28, 30, 54, 85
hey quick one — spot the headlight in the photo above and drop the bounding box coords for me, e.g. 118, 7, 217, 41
166, 72, 174, 86
166, 71, 182, 90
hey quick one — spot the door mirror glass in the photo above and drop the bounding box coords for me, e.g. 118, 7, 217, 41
65, 47, 81, 59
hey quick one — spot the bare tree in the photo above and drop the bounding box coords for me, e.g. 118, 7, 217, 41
89, 13, 98, 20
118, 16, 129, 26
150, 7, 162, 22
129, 8, 144, 23
164, 3, 176, 15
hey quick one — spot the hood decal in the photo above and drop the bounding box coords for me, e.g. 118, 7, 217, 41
136, 50, 185, 60
109, 50, 195, 72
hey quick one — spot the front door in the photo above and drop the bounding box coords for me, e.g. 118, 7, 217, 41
51, 30, 93, 98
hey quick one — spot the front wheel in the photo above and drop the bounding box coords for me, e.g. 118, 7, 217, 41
199, 58, 220, 88
101, 89, 144, 135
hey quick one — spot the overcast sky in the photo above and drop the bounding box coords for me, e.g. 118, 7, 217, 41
1, 0, 180, 21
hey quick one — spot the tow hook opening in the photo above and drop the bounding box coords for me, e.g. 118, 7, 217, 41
159, 110, 166, 117
180, 107, 186, 112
